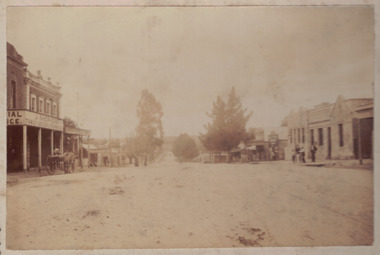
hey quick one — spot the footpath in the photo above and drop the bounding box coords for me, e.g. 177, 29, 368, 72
302, 159, 373, 170
6, 166, 89, 186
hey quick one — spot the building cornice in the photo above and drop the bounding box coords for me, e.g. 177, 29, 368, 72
26, 78, 62, 98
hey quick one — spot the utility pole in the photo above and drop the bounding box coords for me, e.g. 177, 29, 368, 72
109, 127, 113, 167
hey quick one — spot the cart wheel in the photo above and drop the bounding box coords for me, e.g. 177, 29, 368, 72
46, 157, 56, 175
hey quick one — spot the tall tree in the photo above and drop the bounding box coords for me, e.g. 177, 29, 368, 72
199, 96, 228, 153
135, 89, 164, 161
224, 87, 253, 151
199, 87, 252, 154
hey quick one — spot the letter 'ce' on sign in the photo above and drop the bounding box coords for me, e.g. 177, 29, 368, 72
7, 110, 64, 131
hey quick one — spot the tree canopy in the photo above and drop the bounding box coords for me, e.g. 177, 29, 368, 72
135, 89, 164, 160
172, 134, 199, 162
63, 116, 78, 128
199, 87, 252, 153
62, 117, 78, 153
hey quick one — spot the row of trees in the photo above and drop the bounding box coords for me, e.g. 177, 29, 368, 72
125, 87, 253, 164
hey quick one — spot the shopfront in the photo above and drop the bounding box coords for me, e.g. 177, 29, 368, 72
7, 109, 64, 172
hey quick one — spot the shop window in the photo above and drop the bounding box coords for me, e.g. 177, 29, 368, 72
318, 128, 323, 146
339, 123, 344, 147
31, 94, 37, 111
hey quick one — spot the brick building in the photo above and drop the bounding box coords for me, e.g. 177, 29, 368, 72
286, 95, 373, 161
6, 42, 90, 172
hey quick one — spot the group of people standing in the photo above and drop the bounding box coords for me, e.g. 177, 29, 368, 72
292, 143, 318, 163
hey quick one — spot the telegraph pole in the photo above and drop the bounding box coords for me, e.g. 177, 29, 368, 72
109, 127, 113, 167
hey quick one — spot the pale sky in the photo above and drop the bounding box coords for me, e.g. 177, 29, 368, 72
7, 6, 374, 138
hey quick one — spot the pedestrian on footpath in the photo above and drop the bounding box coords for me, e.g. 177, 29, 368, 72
295, 144, 300, 163
300, 146, 306, 163
310, 142, 318, 162
292, 148, 296, 163
270, 147, 275, 161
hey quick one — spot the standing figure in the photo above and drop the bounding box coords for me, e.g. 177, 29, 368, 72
300, 146, 305, 163
292, 148, 296, 163
295, 144, 300, 163
270, 147, 275, 161
310, 143, 318, 162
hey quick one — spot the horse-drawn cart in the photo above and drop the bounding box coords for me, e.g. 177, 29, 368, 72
45, 152, 76, 175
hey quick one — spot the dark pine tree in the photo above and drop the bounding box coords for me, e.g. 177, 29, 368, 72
199, 87, 253, 161
199, 96, 229, 153
224, 87, 253, 151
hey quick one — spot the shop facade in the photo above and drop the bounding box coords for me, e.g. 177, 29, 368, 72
286, 95, 373, 161
6, 42, 90, 172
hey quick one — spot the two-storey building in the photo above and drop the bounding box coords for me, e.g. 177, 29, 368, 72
7, 42, 90, 172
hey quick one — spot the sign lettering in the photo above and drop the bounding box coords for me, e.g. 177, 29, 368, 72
7, 110, 63, 131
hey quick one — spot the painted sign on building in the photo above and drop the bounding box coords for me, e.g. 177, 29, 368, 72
7, 110, 64, 131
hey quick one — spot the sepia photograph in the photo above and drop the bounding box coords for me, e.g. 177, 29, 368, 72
2, 1, 378, 254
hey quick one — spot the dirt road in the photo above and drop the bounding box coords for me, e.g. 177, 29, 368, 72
6, 161, 373, 249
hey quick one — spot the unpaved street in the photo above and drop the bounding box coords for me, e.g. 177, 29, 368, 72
6, 160, 373, 249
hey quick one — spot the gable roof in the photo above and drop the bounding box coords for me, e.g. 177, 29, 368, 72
308, 103, 333, 124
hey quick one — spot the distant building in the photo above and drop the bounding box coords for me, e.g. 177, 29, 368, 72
286, 95, 373, 161
231, 127, 289, 162
6, 42, 90, 172
84, 138, 128, 167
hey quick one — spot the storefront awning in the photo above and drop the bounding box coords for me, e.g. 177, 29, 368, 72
64, 126, 91, 136
246, 145, 256, 150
